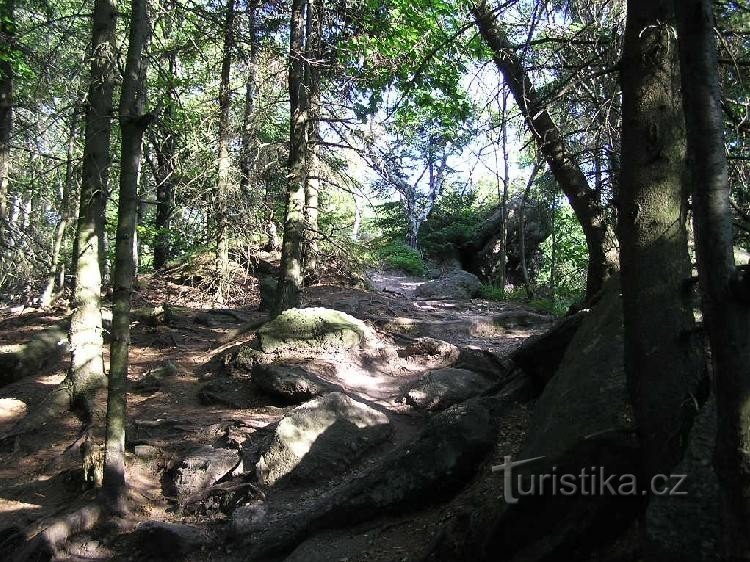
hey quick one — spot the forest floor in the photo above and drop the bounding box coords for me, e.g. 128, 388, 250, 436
0, 262, 554, 561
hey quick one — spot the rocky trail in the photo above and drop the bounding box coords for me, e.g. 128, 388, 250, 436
0, 268, 558, 561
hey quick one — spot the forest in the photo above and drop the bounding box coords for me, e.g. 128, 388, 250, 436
0, 0, 748, 560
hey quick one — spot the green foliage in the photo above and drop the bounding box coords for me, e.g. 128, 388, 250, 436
419, 187, 492, 260
537, 203, 587, 313
375, 242, 427, 276
478, 282, 505, 301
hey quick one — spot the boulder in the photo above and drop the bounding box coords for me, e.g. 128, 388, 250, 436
126, 521, 205, 560
491, 309, 553, 329
252, 363, 329, 403
131, 361, 178, 395
255, 392, 391, 486
415, 270, 481, 300
256, 307, 374, 354
0, 326, 68, 388
478, 278, 645, 561
397, 337, 460, 369
171, 446, 241, 503
197, 377, 256, 409
402, 367, 495, 411
234, 397, 500, 559
510, 310, 587, 395
416, 269, 482, 300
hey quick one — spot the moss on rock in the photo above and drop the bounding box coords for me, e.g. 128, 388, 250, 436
256, 307, 373, 354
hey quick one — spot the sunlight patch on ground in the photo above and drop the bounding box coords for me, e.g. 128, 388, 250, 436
336, 369, 386, 391
0, 398, 27, 423
0, 498, 41, 513
37, 373, 65, 385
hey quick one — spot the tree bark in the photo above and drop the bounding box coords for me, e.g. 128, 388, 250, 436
68, 0, 118, 419
675, 1, 750, 558
275, 0, 308, 313
239, 0, 258, 194
0, 0, 13, 235
618, 0, 705, 482
41, 114, 78, 307
215, 0, 235, 302
519, 161, 541, 298
152, 2, 177, 270
303, 0, 322, 282
103, 0, 150, 514
472, 0, 611, 301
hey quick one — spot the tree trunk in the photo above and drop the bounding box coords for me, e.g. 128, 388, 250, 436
275, 0, 308, 314
103, 0, 150, 514
519, 161, 541, 298
68, 0, 118, 419
41, 115, 78, 307
619, 0, 705, 483
496, 88, 510, 292
239, 0, 258, 194
215, 0, 235, 302
303, 0, 322, 282
0, 0, 13, 235
151, 0, 177, 270
675, 1, 750, 557
472, 0, 611, 301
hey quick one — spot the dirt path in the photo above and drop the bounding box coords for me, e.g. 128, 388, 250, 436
0, 269, 553, 561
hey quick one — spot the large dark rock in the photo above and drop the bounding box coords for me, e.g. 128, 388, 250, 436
511, 310, 587, 395
255, 392, 390, 486
170, 446, 241, 504
415, 270, 481, 300
401, 367, 495, 411
646, 395, 720, 561
477, 279, 646, 561
233, 397, 499, 559
197, 377, 256, 408
126, 521, 206, 560
252, 363, 329, 403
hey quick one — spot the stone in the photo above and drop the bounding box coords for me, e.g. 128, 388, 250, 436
402, 367, 495, 411
256, 307, 374, 353
171, 446, 241, 503
197, 377, 255, 409
127, 521, 205, 560
234, 397, 499, 560
479, 278, 646, 560
255, 392, 391, 486
415, 270, 481, 300
397, 337, 460, 369
0, 326, 68, 388
510, 310, 587, 395
252, 363, 329, 403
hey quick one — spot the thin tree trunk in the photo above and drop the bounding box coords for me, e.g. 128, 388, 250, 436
0, 0, 13, 235
497, 88, 510, 292
275, 0, 308, 313
103, 0, 150, 514
41, 115, 78, 307
675, 1, 750, 557
472, 0, 611, 301
215, 0, 235, 302
519, 161, 541, 298
239, 0, 258, 194
152, 1, 177, 270
303, 0, 322, 282
619, 0, 705, 483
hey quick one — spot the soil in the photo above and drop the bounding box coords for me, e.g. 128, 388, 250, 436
0, 264, 551, 561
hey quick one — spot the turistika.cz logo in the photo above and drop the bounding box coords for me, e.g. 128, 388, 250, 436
491, 456, 688, 504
